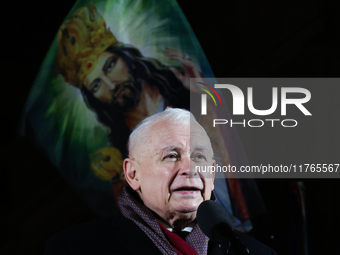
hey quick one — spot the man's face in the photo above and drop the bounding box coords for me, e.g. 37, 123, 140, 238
125, 120, 215, 228
84, 51, 141, 112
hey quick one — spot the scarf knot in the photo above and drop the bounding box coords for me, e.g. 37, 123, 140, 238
118, 184, 209, 255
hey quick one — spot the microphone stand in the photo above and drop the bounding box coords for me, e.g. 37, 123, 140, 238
213, 224, 249, 255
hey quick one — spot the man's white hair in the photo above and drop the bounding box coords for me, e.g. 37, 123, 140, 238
128, 107, 213, 157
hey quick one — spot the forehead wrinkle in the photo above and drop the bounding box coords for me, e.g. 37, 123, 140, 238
191, 123, 214, 157
134, 122, 190, 159
192, 146, 209, 153
158, 144, 187, 155
155, 131, 189, 148
160, 146, 177, 152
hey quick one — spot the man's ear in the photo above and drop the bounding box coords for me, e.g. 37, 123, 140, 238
123, 158, 140, 191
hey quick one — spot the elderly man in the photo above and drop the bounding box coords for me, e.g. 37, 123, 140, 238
44, 108, 276, 254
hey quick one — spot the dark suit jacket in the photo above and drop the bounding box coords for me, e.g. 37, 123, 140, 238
44, 209, 276, 255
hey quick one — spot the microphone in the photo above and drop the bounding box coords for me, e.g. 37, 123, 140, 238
197, 200, 249, 255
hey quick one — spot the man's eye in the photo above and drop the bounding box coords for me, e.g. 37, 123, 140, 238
105, 59, 116, 74
91, 80, 101, 93
193, 154, 206, 161
163, 154, 179, 161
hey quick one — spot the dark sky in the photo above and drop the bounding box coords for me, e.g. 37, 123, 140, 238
1, 0, 340, 254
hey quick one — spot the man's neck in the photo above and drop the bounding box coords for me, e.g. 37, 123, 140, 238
154, 214, 196, 232
125, 81, 163, 129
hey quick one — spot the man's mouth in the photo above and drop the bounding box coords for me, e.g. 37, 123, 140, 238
174, 187, 200, 191
114, 87, 126, 99
173, 186, 202, 195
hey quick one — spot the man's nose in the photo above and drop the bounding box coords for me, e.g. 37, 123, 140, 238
178, 156, 198, 178
101, 76, 116, 90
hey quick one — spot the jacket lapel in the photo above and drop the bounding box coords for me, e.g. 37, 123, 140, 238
110, 211, 163, 254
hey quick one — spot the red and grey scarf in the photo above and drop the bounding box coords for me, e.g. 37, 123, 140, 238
118, 184, 209, 255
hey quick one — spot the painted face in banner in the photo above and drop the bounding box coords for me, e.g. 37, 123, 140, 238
56, 4, 190, 116
84, 51, 141, 112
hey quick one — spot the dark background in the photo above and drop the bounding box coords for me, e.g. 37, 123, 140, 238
1, 0, 340, 254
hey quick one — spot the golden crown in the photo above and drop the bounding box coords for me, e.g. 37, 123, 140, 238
56, 4, 117, 88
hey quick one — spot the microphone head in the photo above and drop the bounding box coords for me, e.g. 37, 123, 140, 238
196, 200, 234, 239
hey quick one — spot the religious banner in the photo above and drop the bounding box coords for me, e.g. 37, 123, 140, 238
20, 0, 265, 230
